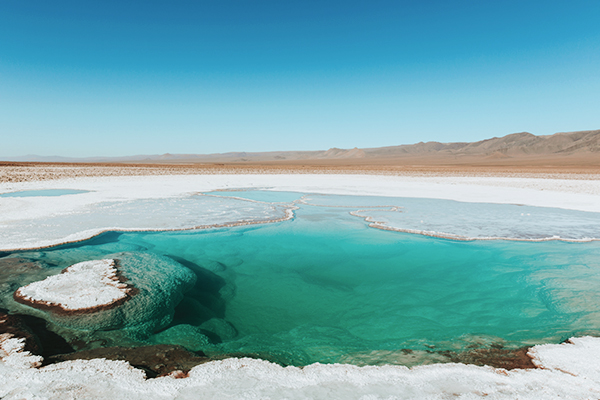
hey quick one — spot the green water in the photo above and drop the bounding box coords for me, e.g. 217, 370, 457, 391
4, 196, 600, 366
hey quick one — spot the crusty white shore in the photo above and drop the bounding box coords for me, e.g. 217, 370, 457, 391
1, 173, 600, 251
1, 333, 600, 399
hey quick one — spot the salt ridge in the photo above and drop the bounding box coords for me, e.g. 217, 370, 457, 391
349, 208, 600, 242
0, 192, 295, 252
0, 207, 297, 252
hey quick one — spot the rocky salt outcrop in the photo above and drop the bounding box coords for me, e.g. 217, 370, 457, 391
14, 259, 134, 314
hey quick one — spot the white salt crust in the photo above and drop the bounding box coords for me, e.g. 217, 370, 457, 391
1, 174, 600, 251
14, 259, 129, 311
1, 335, 600, 399
0, 333, 43, 369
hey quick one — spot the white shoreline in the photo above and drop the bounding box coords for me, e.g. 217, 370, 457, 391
348, 208, 600, 242
0, 207, 297, 253
2, 173, 599, 211
1, 173, 600, 251
2, 334, 600, 399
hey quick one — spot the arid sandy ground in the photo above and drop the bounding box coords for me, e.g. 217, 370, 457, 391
1, 161, 600, 183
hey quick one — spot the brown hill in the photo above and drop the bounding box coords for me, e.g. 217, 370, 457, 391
3, 130, 599, 169
363, 130, 600, 159
321, 147, 366, 159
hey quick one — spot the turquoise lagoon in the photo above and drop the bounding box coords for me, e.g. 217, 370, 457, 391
2, 190, 600, 366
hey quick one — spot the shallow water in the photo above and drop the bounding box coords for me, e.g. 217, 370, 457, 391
3, 191, 600, 367
0, 189, 90, 197
208, 189, 304, 203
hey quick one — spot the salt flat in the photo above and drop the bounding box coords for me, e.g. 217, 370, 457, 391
1, 173, 600, 251
2, 171, 600, 399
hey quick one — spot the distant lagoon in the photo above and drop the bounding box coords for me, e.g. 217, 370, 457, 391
0, 189, 90, 197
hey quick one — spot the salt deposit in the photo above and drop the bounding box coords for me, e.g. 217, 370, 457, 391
0, 334, 43, 369
341, 197, 600, 241
1, 174, 600, 251
1, 333, 600, 399
14, 259, 132, 313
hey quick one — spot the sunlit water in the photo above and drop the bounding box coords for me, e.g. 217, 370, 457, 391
2, 190, 600, 366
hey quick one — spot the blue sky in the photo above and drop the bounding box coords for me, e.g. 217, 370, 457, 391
1, 1, 599, 157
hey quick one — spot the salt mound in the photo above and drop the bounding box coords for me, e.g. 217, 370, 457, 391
14, 259, 133, 313
11, 252, 196, 340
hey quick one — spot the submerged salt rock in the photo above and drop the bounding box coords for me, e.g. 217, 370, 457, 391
14, 259, 133, 313
199, 318, 237, 341
0, 257, 44, 299
150, 324, 211, 352
11, 252, 196, 339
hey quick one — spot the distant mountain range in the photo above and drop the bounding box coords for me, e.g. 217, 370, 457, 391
363, 129, 600, 158
3, 129, 599, 164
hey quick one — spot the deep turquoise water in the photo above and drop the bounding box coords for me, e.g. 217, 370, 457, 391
3, 192, 600, 366
0, 189, 89, 197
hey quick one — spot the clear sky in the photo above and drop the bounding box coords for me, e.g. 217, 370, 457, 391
1, 0, 599, 157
